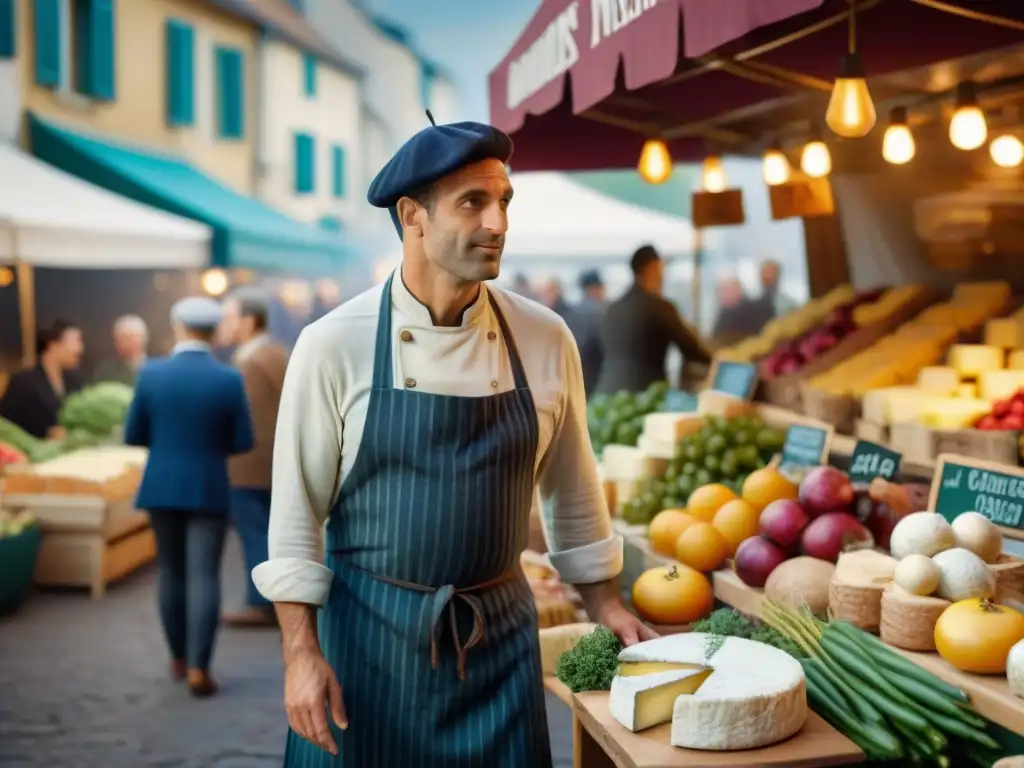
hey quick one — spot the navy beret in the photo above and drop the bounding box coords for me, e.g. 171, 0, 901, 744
579, 269, 603, 289
171, 297, 222, 330
368, 118, 514, 238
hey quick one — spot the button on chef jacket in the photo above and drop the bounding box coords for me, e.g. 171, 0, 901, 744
252, 273, 624, 604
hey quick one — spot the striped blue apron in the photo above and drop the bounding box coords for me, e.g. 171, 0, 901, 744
283, 274, 553, 768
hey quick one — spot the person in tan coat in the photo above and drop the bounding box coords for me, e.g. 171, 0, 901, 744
218, 289, 289, 627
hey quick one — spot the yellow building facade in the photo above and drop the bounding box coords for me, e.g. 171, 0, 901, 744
15, 0, 259, 193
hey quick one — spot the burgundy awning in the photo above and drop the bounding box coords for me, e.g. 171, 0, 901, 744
489, 0, 824, 134
487, 0, 1024, 172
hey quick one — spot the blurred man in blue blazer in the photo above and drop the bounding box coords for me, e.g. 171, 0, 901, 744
124, 297, 254, 698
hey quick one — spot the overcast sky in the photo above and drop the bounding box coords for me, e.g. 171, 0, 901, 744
367, 0, 540, 121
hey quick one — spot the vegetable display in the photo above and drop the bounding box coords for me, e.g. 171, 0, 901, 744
763, 601, 1002, 766
0, 417, 63, 463
587, 381, 669, 456
59, 382, 134, 437
555, 625, 622, 693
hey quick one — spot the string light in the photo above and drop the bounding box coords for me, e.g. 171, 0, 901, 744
949, 81, 987, 150
990, 133, 1023, 168
701, 155, 726, 192
825, 1, 875, 138
762, 144, 790, 186
801, 134, 832, 178
882, 107, 915, 165
637, 139, 672, 184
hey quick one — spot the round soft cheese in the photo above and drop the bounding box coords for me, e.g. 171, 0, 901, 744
612, 633, 807, 751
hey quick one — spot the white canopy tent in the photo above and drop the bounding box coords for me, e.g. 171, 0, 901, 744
0, 144, 210, 268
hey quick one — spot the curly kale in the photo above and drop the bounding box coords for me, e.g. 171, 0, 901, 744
691, 608, 805, 659
555, 625, 622, 692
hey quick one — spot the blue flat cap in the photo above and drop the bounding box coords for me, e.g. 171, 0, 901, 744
368, 116, 514, 238
171, 297, 223, 330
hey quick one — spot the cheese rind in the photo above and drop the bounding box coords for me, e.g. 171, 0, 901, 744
612, 633, 807, 751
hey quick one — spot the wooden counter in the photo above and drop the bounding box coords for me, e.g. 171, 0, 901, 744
617, 521, 1024, 736
543, 677, 862, 768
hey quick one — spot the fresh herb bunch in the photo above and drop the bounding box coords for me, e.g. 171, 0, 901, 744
555, 625, 623, 693
691, 608, 805, 659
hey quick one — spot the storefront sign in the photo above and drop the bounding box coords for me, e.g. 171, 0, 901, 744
710, 360, 757, 400
849, 440, 902, 484
780, 423, 833, 471
505, 0, 661, 110
769, 178, 835, 221
692, 190, 745, 228
930, 453, 1024, 539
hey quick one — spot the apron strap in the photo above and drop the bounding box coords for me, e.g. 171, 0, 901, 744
371, 273, 529, 392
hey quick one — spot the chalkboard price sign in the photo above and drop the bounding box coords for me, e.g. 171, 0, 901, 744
849, 440, 902, 484
660, 389, 698, 413
711, 361, 758, 400
929, 453, 1024, 539
780, 423, 833, 471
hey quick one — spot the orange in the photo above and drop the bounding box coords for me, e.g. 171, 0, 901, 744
632, 564, 714, 625
648, 509, 699, 557
741, 467, 798, 512
674, 522, 728, 573
687, 483, 738, 523
712, 499, 761, 556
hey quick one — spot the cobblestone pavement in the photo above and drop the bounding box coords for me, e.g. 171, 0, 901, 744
0, 535, 574, 768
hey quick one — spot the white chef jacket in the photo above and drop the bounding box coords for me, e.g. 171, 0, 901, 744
252, 271, 624, 606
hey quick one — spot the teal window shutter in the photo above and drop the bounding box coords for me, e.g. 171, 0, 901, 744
216, 46, 244, 139
294, 133, 315, 194
34, 0, 61, 88
85, 0, 115, 99
331, 144, 345, 198
0, 0, 15, 58
165, 19, 194, 126
302, 53, 316, 97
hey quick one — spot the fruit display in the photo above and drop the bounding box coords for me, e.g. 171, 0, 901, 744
717, 283, 856, 363
0, 508, 37, 538
764, 601, 1002, 764
0, 418, 63, 464
631, 563, 715, 625
934, 598, 1024, 675
758, 286, 898, 380
0, 441, 27, 468
618, 415, 786, 525
812, 281, 1012, 401
975, 387, 1024, 431
587, 381, 669, 455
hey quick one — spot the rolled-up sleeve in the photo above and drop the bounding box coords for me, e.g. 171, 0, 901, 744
538, 325, 623, 585
251, 330, 342, 606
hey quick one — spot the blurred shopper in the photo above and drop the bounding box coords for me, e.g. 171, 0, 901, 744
711, 276, 760, 347
0, 319, 84, 439
94, 314, 148, 386
596, 245, 712, 394
750, 259, 796, 328
538, 277, 575, 322
218, 289, 289, 628
124, 298, 254, 698
511, 272, 534, 299
573, 269, 606, 397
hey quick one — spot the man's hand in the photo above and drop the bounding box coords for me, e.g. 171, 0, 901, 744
284, 648, 347, 755
574, 579, 659, 646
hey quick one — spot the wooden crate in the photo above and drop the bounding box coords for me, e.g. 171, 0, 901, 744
855, 419, 889, 443
800, 385, 861, 435
887, 422, 1020, 466
759, 288, 936, 412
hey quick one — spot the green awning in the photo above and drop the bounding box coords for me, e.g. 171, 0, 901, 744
29, 113, 349, 275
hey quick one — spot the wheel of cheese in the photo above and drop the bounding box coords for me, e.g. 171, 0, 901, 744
610, 633, 807, 751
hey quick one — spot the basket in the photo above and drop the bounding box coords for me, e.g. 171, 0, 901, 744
0, 524, 43, 615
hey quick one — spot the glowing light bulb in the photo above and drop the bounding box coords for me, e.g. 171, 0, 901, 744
701, 155, 726, 192
637, 139, 672, 184
949, 81, 987, 150
801, 140, 832, 178
990, 134, 1023, 168
762, 147, 790, 186
201, 268, 229, 296
825, 52, 876, 138
882, 107, 915, 165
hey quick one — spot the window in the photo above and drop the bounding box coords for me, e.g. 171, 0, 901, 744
302, 52, 316, 97
0, 0, 15, 58
72, 0, 116, 99
215, 45, 244, 139
331, 144, 345, 198
294, 132, 315, 194
165, 19, 194, 126
34, 0, 61, 87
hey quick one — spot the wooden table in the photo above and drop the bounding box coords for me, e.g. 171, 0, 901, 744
544, 677, 863, 768
617, 521, 1024, 736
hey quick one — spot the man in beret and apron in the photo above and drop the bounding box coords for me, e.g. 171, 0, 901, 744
253, 115, 655, 767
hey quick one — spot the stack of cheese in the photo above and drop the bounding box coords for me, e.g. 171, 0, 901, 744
717, 284, 855, 363
608, 633, 808, 750
810, 281, 1011, 399
860, 302, 1024, 431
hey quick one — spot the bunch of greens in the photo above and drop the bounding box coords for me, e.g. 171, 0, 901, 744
691, 608, 804, 659
555, 625, 622, 693
59, 382, 134, 437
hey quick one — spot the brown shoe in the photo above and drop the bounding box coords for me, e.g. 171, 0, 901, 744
171, 659, 187, 680
187, 669, 219, 698
222, 606, 277, 628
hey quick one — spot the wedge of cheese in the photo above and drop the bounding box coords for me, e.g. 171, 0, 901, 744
601, 445, 668, 481
948, 345, 1005, 378
1010, 350, 1024, 371
697, 389, 753, 418
609, 633, 807, 751
978, 370, 1024, 401
985, 316, 1024, 349
917, 366, 960, 395
643, 412, 704, 444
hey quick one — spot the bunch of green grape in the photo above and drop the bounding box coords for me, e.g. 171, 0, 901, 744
587, 381, 670, 456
